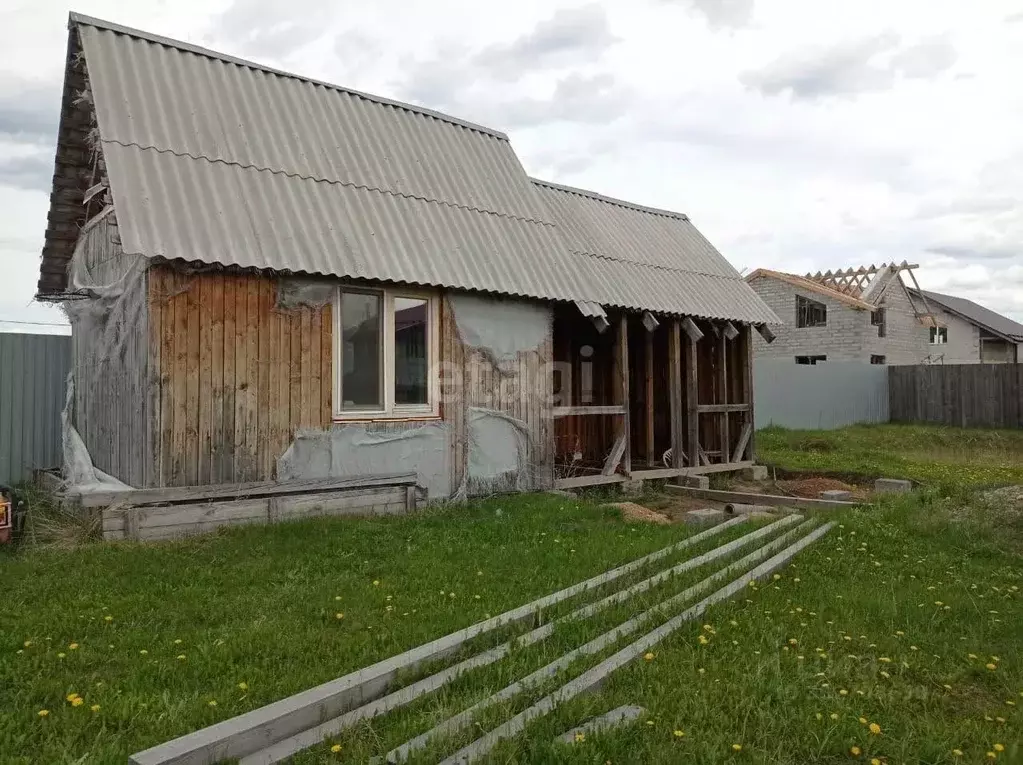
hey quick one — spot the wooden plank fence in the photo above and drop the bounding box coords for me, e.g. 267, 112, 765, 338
889, 364, 1023, 428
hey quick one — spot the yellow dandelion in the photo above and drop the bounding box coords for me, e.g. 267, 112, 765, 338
840, 689, 849, 696
969, 653, 978, 659
871, 759, 881, 765
987, 663, 998, 671
238, 682, 248, 691
208, 700, 217, 707
996, 717, 1006, 723
90, 704, 100, 712
859, 717, 868, 724
37, 709, 49, 717
879, 657, 891, 663
869, 722, 881, 735
57, 652, 66, 658
895, 631, 904, 636
335, 612, 344, 620
910, 646, 919, 651
575, 731, 586, 742
174, 639, 183, 645
986, 753, 996, 760
103, 615, 113, 622
644, 652, 655, 661
673, 729, 685, 737
177, 655, 186, 661
71, 698, 84, 707
330, 743, 342, 753
66, 693, 80, 702
773, 573, 781, 580
1006, 700, 1015, 706
139, 650, 148, 656
698, 635, 709, 645
815, 713, 823, 720
69, 643, 79, 650
851, 745, 862, 756
830, 713, 839, 720
994, 744, 1005, 752
732, 743, 743, 751
789, 638, 798, 645
944, 684, 952, 690
646, 720, 655, 726
372, 580, 380, 586
24, 640, 33, 648
952, 750, 963, 757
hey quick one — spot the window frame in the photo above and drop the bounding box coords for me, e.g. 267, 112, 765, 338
871, 308, 886, 337
796, 295, 828, 328
795, 355, 828, 365
870, 354, 886, 365
332, 286, 441, 421
929, 326, 948, 345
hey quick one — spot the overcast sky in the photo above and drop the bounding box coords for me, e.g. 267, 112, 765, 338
2, 0, 1022, 334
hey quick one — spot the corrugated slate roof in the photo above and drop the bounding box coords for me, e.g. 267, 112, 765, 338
41, 13, 779, 325
534, 180, 781, 324
912, 289, 1023, 342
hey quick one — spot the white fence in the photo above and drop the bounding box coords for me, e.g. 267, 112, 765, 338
754, 360, 889, 431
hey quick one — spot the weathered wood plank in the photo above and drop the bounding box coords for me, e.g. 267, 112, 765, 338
742, 324, 755, 461
75, 473, 419, 508
209, 272, 226, 484
718, 329, 729, 465
668, 319, 684, 469
197, 272, 214, 485
233, 274, 249, 482
554, 474, 628, 489
601, 430, 628, 476
731, 423, 753, 464
696, 404, 751, 414
615, 314, 631, 474
552, 405, 628, 417
665, 484, 856, 510
245, 277, 260, 479
257, 278, 272, 480
171, 274, 190, 485
685, 332, 700, 468
645, 330, 654, 467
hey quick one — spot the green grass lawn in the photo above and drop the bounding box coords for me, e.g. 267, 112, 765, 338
758, 423, 1023, 489
2, 424, 1022, 764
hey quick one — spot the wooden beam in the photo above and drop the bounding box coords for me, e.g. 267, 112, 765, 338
628, 467, 688, 480
641, 311, 659, 332
615, 314, 631, 474
669, 319, 684, 469
743, 324, 756, 462
602, 431, 628, 476
554, 474, 628, 490
731, 423, 752, 464
723, 322, 739, 341
755, 323, 776, 344
681, 316, 704, 342
71, 473, 418, 509
690, 460, 753, 475
645, 329, 655, 467
552, 405, 628, 417
685, 331, 700, 467
698, 445, 710, 466
665, 485, 856, 510
719, 329, 730, 465
697, 403, 751, 414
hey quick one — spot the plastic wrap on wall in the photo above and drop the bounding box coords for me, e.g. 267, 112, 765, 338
465, 407, 531, 494
448, 293, 549, 368
278, 421, 451, 499
61, 375, 133, 494
277, 277, 335, 310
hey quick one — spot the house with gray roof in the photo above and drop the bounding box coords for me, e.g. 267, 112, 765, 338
38, 13, 779, 518
746, 264, 1020, 365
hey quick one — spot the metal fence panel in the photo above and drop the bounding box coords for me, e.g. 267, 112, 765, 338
754, 359, 889, 431
0, 333, 71, 484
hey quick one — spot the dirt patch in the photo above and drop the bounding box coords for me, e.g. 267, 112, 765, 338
776, 477, 870, 500
610, 502, 672, 525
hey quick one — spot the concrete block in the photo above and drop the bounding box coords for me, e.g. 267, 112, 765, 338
684, 508, 727, 525
820, 489, 852, 501
556, 705, 646, 744
620, 479, 644, 497
742, 466, 769, 481
874, 478, 912, 494
682, 475, 710, 489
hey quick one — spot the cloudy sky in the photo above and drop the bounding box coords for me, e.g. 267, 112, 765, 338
2, 0, 1022, 334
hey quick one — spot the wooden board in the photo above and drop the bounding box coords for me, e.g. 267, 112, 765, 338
665, 485, 856, 510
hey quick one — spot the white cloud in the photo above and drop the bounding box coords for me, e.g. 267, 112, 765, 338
0, 0, 1020, 331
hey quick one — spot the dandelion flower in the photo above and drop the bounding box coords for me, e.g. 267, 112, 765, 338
139, 650, 148, 656
994, 744, 1005, 752
732, 743, 742, 752
859, 717, 868, 724
869, 722, 881, 735
850, 745, 862, 756
910, 646, 919, 651
238, 682, 248, 691
57, 652, 66, 658
789, 638, 798, 645
773, 574, 781, 581
879, 657, 891, 663
335, 612, 344, 620
331, 743, 342, 753
815, 713, 822, 720
830, 713, 839, 720
103, 615, 113, 622
840, 689, 849, 696
71, 698, 84, 707
575, 731, 586, 742
944, 684, 952, 690
996, 717, 1005, 723
987, 753, 996, 760
69, 643, 79, 650
90, 704, 100, 712
952, 750, 963, 757
969, 654, 978, 660
698, 635, 710, 645
644, 652, 655, 661
372, 580, 380, 586
673, 729, 685, 737
208, 700, 217, 707
37, 709, 49, 717
987, 663, 998, 671
895, 631, 904, 636
871, 759, 881, 765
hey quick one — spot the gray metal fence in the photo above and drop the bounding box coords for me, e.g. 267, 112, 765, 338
0, 332, 71, 484
754, 359, 889, 430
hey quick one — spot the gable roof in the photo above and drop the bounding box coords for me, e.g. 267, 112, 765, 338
911, 289, 1023, 342
38, 13, 778, 325
532, 180, 780, 324
745, 268, 876, 311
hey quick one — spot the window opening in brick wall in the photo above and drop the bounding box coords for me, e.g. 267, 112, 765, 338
929, 326, 948, 345
871, 307, 886, 337
796, 295, 827, 327
795, 355, 828, 365
870, 354, 886, 365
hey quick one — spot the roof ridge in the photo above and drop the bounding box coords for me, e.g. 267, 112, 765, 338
102, 139, 558, 227
746, 268, 876, 310
532, 177, 689, 221
69, 11, 510, 141
574, 250, 743, 281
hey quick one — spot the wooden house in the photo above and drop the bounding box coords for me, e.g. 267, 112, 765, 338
37, 14, 779, 536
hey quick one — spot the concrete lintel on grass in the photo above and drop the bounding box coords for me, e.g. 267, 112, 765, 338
438, 521, 835, 764
556, 705, 646, 743
666, 485, 856, 511
874, 478, 912, 493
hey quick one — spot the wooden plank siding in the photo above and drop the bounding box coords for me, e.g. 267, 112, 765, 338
148, 266, 332, 486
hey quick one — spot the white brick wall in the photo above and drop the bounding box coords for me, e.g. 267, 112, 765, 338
749, 275, 984, 365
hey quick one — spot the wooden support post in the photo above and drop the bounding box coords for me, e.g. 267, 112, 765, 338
645, 330, 655, 467
685, 326, 700, 468
718, 328, 730, 465
617, 314, 631, 475
742, 324, 756, 461
669, 319, 684, 469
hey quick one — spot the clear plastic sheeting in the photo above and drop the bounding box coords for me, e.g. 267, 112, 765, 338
277, 277, 335, 311
278, 422, 451, 499
61, 375, 133, 495
448, 293, 550, 369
